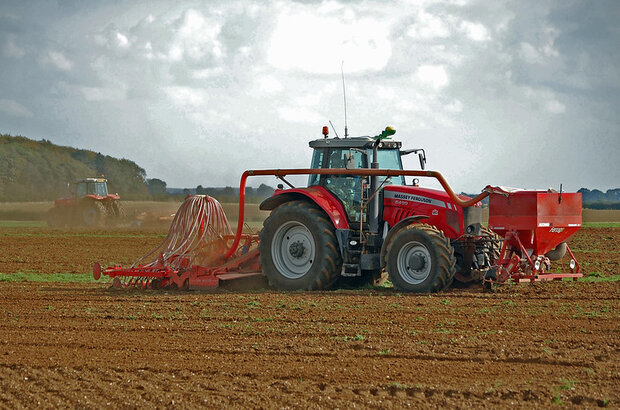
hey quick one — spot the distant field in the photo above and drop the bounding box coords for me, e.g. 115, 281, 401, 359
0, 200, 270, 223
0, 201, 618, 224
582, 209, 620, 222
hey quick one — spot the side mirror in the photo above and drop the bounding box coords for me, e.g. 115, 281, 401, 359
400, 148, 427, 170
344, 153, 356, 169
418, 152, 426, 170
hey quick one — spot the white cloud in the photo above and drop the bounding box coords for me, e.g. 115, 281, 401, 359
191, 67, 224, 79
267, 6, 391, 74
518, 26, 559, 64
167, 9, 223, 63
416, 65, 449, 90
546, 100, 566, 114
116, 32, 130, 48
407, 10, 451, 40
256, 75, 283, 95
519, 42, 541, 64
459, 21, 490, 42
278, 106, 321, 124
44, 51, 73, 71
163, 86, 207, 107
445, 99, 463, 112
0, 99, 34, 118
2, 36, 26, 59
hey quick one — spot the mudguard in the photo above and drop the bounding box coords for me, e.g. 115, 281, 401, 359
259, 187, 350, 229
379, 215, 429, 268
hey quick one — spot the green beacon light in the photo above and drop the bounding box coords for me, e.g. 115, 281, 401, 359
375, 126, 396, 140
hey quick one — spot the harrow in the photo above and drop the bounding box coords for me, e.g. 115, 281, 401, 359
93, 194, 262, 289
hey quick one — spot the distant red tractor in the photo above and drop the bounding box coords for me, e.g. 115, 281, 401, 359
47, 177, 123, 227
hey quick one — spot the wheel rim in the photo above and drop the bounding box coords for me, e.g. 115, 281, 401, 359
396, 240, 432, 285
271, 221, 316, 279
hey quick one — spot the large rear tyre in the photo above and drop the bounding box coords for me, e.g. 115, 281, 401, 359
81, 201, 106, 227
453, 226, 502, 284
386, 224, 456, 293
481, 226, 502, 265
259, 201, 342, 291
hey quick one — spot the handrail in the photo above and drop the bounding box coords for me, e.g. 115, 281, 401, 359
224, 168, 489, 259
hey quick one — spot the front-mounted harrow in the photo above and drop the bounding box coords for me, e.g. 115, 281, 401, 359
93, 194, 263, 290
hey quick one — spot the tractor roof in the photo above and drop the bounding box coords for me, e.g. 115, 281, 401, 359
309, 136, 401, 149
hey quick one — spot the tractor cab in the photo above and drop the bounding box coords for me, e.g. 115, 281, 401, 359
74, 178, 108, 198
307, 132, 406, 222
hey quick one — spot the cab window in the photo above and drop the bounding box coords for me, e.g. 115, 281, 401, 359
308, 149, 325, 187
94, 182, 108, 196
375, 149, 405, 185
323, 149, 367, 222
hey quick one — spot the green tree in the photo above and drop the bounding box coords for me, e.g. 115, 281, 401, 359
147, 178, 167, 199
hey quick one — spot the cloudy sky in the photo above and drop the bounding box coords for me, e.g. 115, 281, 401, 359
1, 0, 618, 192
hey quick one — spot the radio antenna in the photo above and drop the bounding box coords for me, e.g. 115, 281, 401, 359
341, 61, 348, 138
329, 120, 340, 139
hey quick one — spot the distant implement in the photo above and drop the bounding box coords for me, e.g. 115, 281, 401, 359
47, 177, 123, 227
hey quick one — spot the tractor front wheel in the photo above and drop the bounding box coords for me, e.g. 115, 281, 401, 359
259, 201, 342, 291
386, 224, 456, 293
111, 200, 125, 220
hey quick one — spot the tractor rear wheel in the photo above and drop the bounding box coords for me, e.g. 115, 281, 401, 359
81, 201, 106, 227
481, 226, 502, 265
259, 201, 342, 290
453, 226, 502, 284
386, 224, 456, 293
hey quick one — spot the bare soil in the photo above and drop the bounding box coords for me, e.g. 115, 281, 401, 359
0, 226, 618, 408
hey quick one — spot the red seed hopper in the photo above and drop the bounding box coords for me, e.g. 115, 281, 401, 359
485, 187, 583, 285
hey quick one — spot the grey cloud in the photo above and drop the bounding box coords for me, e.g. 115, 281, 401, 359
0, 0, 617, 192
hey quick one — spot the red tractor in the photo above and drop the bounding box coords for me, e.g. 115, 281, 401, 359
257, 127, 496, 292
47, 177, 123, 227
95, 126, 581, 292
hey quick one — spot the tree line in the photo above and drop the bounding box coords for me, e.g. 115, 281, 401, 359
0, 134, 275, 203
1, 134, 616, 207
146, 179, 275, 203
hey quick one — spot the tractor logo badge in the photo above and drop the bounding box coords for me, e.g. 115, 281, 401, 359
550, 227, 564, 233
432, 209, 439, 216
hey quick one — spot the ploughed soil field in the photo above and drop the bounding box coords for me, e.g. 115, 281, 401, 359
0, 225, 618, 408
